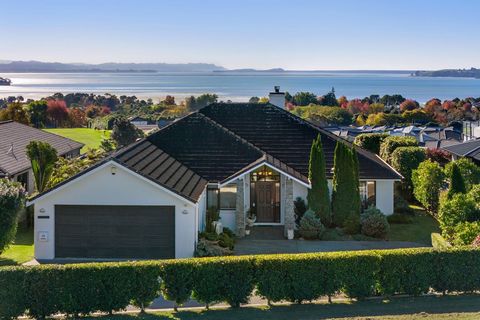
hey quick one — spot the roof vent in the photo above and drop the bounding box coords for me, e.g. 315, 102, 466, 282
6, 143, 14, 157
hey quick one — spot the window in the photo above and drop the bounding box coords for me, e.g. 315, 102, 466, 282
250, 165, 280, 182
359, 181, 376, 209
220, 184, 237, 210
206, 184, 237, 210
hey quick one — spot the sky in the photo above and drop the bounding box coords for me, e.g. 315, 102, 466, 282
1, 0, 479, 70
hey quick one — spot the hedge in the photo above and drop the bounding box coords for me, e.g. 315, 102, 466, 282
1, 248, 480, 319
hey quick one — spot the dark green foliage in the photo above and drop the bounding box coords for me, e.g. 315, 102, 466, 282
379, 136, 418, 164
354, 133, 389, 155
110, 117, 145, 148
291, 105, 352, 125
391, 146, 426, 199
0, 179, 26, 254
26, 141, 58, 192
307, 135, 331, 225
332, 142, 360, 227
298, 210, 325, 239
2, 249, 480, 318
377, 249, 436, 296
360, 206, 390, 239
444, 158, 480, 190
293, 92, 318, 106
192, 257, 255, 307
185, 93, 218, 111
447, 162, 466, 198
26, 100, 48, 128
294, 197, 307, 226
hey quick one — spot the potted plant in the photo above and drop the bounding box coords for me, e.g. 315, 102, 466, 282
245, 227, 251, 236
246, 208, 256, 227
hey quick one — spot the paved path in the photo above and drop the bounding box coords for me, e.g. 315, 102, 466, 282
234, 239, 427, 255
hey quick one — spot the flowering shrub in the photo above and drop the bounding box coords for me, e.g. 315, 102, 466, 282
0, 179, 26, 253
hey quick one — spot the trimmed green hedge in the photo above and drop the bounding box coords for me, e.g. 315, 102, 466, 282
1, 248, 480, 318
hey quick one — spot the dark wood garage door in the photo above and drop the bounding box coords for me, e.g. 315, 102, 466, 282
55, 205, 175, 259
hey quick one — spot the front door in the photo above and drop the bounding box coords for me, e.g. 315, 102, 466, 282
255, 181, 280, 223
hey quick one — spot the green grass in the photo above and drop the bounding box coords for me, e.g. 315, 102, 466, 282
388, 209, 440, 245
88, 294, 480, 320
0, 225, 34, 266
44, 128, 111, 152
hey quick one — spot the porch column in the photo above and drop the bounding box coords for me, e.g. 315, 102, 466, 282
284, 177, 295, 236
235, 179, 246, 237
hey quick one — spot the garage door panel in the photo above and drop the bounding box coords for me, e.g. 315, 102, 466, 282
55, 205, 175, 259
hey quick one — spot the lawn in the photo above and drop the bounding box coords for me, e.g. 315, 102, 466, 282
88, 294, 480, 320
388, 209, 440, 245
44, 128, 111, 152
0, 225, 34, 266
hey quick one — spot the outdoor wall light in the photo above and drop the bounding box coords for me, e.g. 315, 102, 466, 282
182, 209, 189, 215
39, 208, 46, 213
111, 166, 117, 175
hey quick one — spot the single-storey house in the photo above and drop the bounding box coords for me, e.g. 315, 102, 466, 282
0, 121, 84, 193
29, 102, 401, 261
442, 139, 480, 165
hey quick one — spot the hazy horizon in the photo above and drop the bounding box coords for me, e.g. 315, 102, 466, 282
2, 0, 479, 70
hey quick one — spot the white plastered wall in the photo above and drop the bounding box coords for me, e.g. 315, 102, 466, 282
32, 162, 197, 260
375, 180, 395, 215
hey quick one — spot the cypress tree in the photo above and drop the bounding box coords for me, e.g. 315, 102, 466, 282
307, 134, 331, 225
332, 142, 360, 227
448, 162, 466, 198
351, 146, 362, 217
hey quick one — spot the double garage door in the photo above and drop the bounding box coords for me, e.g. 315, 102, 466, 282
55, 205, 175, 259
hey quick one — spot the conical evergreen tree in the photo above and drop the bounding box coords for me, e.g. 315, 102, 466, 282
351, 146, 362, 216
332, 142, 360, 227
307, 134, 331, 225
448, 162, 466, 198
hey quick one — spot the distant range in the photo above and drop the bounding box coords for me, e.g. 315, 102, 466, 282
0, 61, 479, 102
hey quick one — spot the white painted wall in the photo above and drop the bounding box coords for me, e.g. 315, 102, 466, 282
197, 188, 207, 232
293, 179, 308, 203
375, 180, 395, 215
33, 162, 197, 260
219, 210, 236, 230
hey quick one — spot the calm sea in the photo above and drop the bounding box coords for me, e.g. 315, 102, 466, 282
1, 71, 480, 102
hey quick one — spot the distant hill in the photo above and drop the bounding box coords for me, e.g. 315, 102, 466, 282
413, 68, 480, 79
0, 60, 226, 73
215, 68, 286, 72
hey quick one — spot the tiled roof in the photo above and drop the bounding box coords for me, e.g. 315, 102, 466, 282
114, 140, 208, 202
0, 121, 84, 176
443, 139, 480, 160
200, 103, 400, 180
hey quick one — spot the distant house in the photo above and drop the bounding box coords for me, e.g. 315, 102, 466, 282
29, 101, 400, 261
128, 116, 159, 133
442, 139, 480, 165
0, 121, 84, 193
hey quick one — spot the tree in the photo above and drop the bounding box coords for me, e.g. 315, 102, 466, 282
444, 158, 480, 190
399, 99, 419, 112
390, 146, 426, 199
331, 142, 360, 227
248, 97, 260, 103
291, 106, 352, 126
321, 88, 338, 107
447, 162, 466, 198
412, 160, 445, 215
184, 94, 218, 111
292, 92, 317, 106
379, 136, 418, 164
354, 133, 389, 155
26, 141, 58, 193
26, 100, 48, 128
46, 99, 69, 127
111, 118, 145, 148
307, 134, 331, 225
0, 179, 26, 254
67, 107, 87, 127
0, 102, 29, 125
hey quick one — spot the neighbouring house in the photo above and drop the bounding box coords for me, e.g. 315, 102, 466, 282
29, 101, 401, 261
442, 139, 480, 165
0, 120, 84, 193
128, 115, 159, 133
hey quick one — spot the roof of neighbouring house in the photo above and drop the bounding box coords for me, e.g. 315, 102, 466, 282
0, 121, 84, 176
30, 103, 402, 203
442, 139, 480, 161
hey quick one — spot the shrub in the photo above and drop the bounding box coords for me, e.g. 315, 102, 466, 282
299, 210, 325, 239
444, 158, 480, 190
192, 257, 255, 307
447, 162, 466, 198
438, 193, 479, 241
354, 133, 389, 155
307, 134, 331, 225
431, 233, 452, 250
343, 215, 361, 234
412, 160, 445, 215
294, 197, 307, 226
360, 206, 390, 239
391, 146, 426, 199
379, 136, 418, 164
394, 194, 415, 215
332, 142, 361, 227
452, 221, 480, 246
0, 267, 27, 319
195, 238, 233, 257
0, 179, 26, 254
26, 141, 58, 193
160, 260, 194, 309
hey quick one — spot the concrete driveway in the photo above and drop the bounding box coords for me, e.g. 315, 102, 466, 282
234, 239, 427, 255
